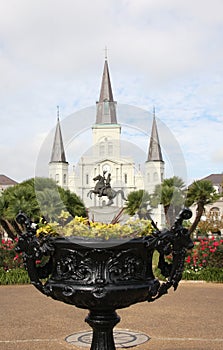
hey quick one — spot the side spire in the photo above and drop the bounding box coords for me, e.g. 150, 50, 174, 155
50, 108, 67, 163
147, 108, 163, 162
96, 58, 117, 124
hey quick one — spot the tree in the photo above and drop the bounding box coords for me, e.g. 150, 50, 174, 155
150, 176, 186, 226
185, 180, 219, 234
125, 190, 150, 216
0, 179, 39, 239
0, 177, 86, 239
58, 187, 87, 218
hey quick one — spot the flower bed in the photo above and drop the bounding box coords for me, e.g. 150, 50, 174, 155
0, 238, 24, 271
182, 236, 223, 282
185, 236, 223, 269
160, 236, 223, 282
0, 238, 29, 285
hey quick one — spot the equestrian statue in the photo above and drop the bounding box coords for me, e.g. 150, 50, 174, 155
87, 171, 126, 206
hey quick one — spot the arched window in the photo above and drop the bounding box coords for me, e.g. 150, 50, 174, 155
63, 174, 67, 185
210, 207, 220, 220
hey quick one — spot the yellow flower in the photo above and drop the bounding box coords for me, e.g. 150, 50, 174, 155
35, 214, 154, 240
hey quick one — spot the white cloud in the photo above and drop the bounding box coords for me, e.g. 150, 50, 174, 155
0, 0, 223, 184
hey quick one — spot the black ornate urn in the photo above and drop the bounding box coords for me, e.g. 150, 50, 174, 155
16, 208, 193, 350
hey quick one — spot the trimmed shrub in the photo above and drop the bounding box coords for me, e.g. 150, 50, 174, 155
183, 267, 223, 282
0, 267, 30, 285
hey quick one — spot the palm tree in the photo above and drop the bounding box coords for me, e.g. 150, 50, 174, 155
58, 187, 87, 218
5, 181, 40, 219
150, 176, 186, 226
0, 196, 16, 239
0, 181, 40, 239
36, 188, 65, 222
0, 177, 86, 239
125, 190, 150, 216
185, 180, 219, 234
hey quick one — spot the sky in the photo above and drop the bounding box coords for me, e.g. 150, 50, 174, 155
1, 0, 223, 186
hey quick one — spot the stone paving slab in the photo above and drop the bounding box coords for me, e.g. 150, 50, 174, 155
0, 282, 223, 350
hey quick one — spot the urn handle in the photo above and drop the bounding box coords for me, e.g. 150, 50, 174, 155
16, 212, 54, 295
148, 208, 194, 301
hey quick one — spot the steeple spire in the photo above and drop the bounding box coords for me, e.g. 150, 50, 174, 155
96, 59, 117, 124
50, 109, 67, 163
147, 109, 163, 162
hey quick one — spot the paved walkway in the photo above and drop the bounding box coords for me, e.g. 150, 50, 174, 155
0, 282, 222, 350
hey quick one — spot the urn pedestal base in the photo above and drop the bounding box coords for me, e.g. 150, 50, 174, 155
85, 310, 120, 350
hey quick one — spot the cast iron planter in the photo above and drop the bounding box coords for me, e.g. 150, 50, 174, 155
16, 208, 193, 350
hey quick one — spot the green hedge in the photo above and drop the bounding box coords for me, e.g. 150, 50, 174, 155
0, 267, 30, 285
183, 267, 223, 282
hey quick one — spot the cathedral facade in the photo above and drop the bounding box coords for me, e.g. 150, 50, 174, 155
49, 59, 165, 226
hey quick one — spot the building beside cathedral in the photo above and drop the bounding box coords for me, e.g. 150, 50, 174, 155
0, 174, 18, 193
49, 59, 165, 226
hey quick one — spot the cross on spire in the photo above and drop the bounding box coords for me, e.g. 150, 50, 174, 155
57, 105, 60, 120
104, 46, 108, 60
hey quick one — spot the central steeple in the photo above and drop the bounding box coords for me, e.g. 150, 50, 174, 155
96, 59, 117, 124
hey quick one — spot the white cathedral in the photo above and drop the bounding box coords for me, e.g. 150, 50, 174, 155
48, 59, 165, 226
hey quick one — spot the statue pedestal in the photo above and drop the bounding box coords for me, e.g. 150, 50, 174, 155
88, 206, 127, 224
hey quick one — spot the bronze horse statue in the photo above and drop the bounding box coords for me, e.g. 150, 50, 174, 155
87, 173, 126, 206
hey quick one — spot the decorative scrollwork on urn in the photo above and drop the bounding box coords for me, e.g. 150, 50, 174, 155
107, 250, 146, 283
52, 248, 147, 287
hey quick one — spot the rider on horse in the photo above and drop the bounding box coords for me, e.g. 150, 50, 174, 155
88, 172, 126, 206
98, 171, 111, 197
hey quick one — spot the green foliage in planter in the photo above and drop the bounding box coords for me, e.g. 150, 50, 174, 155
0, 267, 30, 285
37, 216, 154, 239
